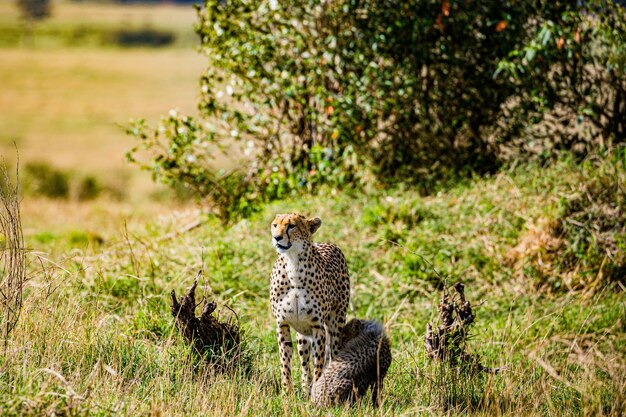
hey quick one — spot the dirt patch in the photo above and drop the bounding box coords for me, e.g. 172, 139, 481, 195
505, 218, 565, 290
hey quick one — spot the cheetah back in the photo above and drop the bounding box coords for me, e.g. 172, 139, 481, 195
311, 321, 392, 406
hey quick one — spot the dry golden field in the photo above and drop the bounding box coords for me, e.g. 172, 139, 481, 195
0, 1, 206, 235
0, 48, 204, 171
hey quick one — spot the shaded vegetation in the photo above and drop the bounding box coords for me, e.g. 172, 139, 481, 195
128, 0, 626, 221
17, 0, 51, 22
23, 162, 70, 199
21, 161, 122, 201
109, 27, 175, 47
0, 23, 176, 48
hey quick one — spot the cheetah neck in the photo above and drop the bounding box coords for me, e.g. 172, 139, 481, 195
281, 243, 311, 283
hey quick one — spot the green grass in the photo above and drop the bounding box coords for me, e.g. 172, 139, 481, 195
1, 154, 624, 416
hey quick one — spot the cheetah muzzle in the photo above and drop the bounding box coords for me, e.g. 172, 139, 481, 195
275, 242, 292, 251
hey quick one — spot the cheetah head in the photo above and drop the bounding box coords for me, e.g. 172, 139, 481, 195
340, 318, 384, 349
271, 213, 322, 254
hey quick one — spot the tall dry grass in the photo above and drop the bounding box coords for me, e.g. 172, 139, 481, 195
0, 159, 26, 349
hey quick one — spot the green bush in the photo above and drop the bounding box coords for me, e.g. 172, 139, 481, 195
109, 27, 175, 48
496, 0, 626, 157
77, 175, 102, 201
0, 23, 176, 48
17, 0, 51, 22
127, 0, 626, 221
23, 162, 69, 199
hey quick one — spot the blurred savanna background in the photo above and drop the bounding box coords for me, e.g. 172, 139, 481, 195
0, 0, 205, 237
0, 0, 625, 416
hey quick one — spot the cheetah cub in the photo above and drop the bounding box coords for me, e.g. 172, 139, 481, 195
311, 318, 392, 407
270, 213, 350, 391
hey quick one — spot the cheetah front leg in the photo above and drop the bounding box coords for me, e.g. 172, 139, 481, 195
311, 325, 326, 383
296, 333, 312, 392
326, 311, 346, 359
276, 324, 293, 389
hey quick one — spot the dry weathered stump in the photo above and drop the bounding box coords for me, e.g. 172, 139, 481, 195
424, 282, 501, 373
170, 272, 241, 370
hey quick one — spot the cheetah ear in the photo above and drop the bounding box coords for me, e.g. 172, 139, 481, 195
308, 217, 322, 234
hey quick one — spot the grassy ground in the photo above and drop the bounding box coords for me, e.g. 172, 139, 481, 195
1, 153, 624, 416
1, 2, 624, 416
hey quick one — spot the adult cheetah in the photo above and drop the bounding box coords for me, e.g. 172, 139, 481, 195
311, 319, 392, 407
270, 213, 350, 391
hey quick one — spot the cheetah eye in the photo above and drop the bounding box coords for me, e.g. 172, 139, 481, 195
287, 224, 296, 230
272, 224, 277, 228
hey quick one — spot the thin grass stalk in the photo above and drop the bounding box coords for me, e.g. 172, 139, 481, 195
0, 157, 26, 350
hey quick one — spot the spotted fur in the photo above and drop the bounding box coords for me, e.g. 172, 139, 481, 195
311, 319, 392, 407
270, 213, 350, 391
